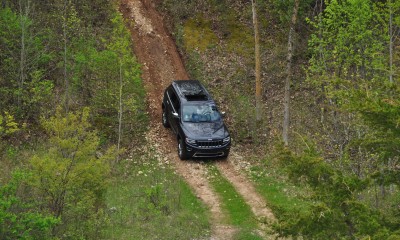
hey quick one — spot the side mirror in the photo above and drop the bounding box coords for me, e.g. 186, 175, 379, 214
172, 112, 179, 118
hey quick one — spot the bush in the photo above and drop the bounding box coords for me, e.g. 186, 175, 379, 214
0, 171, 58, 240
29, 107, 115, 238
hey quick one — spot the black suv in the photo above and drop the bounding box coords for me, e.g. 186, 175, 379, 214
162, 80, 231, 160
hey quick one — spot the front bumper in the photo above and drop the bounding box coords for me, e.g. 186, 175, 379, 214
185, 143, 230, 158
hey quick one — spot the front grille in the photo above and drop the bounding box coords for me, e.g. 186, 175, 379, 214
196, 140, 224, 148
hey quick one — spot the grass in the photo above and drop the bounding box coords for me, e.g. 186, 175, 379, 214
206, 164, 263, 239
102, 152, 210, 239
247, 163, 310, 218
234, 230, 265, 240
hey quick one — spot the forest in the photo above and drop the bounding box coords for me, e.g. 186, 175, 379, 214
0, 0, 399, 239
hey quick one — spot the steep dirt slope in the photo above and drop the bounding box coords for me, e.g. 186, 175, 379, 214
120, 0, 275, 238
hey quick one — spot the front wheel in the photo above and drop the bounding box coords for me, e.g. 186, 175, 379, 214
178, 138, 189, 160
162, 108, 170, 128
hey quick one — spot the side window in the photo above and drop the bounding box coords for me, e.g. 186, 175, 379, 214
168, 88, 180, 113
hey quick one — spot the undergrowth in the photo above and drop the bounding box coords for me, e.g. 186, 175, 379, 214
103, 152, 210, 239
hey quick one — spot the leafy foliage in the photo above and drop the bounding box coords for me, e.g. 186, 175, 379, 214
307, 0, 399, 186
0, 171, 58, 240
162, 0, 399, 238
275, 143, 393, 239
0, 112, 19, 137
29, 107, 115, 238
0, 6, 53, 122
0, 0, 148, 239
271, 0, 314, 25
0, 0, 398, 238
308, 0, 387, 86
68, 12, 145, 145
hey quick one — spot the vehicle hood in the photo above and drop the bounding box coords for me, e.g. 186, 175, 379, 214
181, 122, 229, 139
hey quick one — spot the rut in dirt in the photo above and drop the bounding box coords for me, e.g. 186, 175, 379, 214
119, 0, 276, 238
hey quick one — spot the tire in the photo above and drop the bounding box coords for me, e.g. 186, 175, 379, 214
178, 138, 189, 160
162, 107, 170, 128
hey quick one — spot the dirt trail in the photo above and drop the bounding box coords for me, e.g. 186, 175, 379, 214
120, 0, 275, 238
216, 159, 276, 230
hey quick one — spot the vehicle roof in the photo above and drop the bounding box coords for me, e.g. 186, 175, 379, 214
171, 80, 213, 103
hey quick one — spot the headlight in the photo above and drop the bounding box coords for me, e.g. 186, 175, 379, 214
186, 138, 196, 144
223, 136, 230, 143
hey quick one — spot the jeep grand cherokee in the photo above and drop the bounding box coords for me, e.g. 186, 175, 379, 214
162, 80, 230, 160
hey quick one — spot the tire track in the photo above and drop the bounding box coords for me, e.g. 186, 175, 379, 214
216, 156, 277, 238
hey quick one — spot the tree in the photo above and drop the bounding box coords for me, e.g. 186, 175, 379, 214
388, 0, 400, 83
60, 0, 81, 112
87, 13, 143, 146
308, 0, 399, 178
251, 0, 262, 122
62, 0, 69, 112
276, 143, 393, 239
29, 107, 115, 237
17, 0, 29, 107
0, 111, 19, 151
307, 0, 400, 228
108, 14, 131, 157
282, 0, 300, 146
308, 0, 387, 85
0, 5, 53, 123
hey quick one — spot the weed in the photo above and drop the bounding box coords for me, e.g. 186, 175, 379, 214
103, 152, 210, 239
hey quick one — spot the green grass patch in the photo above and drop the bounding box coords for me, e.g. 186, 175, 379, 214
207, 164, 262, 239
248, 164, 310, 217
103, 153, 210, 239
234, 229, 265, 240
183, 15, 218, 52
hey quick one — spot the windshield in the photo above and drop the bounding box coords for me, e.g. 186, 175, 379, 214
182, 104, 222, 122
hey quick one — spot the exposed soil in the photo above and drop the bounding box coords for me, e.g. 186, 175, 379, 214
120, 0, 275, 238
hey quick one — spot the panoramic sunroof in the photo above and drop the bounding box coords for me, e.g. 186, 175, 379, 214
178, 82, 208, 101
185, 94, 208, 101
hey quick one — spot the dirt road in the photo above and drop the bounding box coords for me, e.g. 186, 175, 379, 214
120, 0, 275, 238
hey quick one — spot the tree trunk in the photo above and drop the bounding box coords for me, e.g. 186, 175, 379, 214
117, 61, 123, 162
18, 0, 30, 107
252, 0, 262, 122
63, 0, 69, 113
342, 204, 355, 239
1, 0, 6, 8
389, 0, 393, 83
283, 0, 299, 146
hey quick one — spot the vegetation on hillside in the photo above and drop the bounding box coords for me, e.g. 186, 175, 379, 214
1, 0, 399, 239
0, 0, 210, 239
104, 151, 210, 239
160, 0, 399, 238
